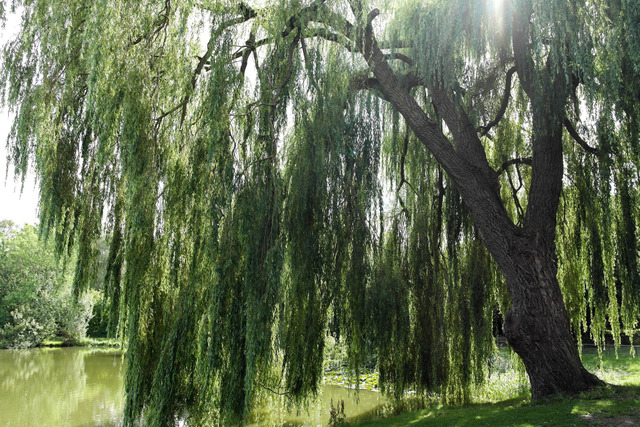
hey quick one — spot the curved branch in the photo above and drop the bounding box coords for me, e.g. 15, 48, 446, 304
302, 27, 356, 52
309, 25, 413, 66
497, 157, 532, 176
478, 66, 517, 136
384, 52, 413, 65
367, 8, 380, 25
563, 118, 598, 155
257, 380, 289, 396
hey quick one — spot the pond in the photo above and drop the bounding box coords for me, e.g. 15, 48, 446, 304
0, 347, 124, 426
0, 347, 386, 426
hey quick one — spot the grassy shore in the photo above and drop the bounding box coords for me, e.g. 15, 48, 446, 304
343, 346, 640, 426
39, 336, 120, 348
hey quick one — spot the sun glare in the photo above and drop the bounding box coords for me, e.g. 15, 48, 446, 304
488, 0, 506, 20
486, 0, 507, 33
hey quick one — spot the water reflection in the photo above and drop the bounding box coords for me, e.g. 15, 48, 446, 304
0, 347, 124, 427
0, 348, 385, 426
249, 385, 387, 426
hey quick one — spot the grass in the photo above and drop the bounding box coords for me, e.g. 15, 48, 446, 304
39, 336, 120, 348
342, 346, 640, 426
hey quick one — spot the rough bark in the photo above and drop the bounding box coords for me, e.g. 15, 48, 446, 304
499, 234, 603, 397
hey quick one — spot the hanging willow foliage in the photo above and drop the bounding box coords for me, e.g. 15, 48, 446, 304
2, 0, 640, 424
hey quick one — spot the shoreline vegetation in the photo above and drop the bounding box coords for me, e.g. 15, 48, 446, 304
38, 337, 121, 349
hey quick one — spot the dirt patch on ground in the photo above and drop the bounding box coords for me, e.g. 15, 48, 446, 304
578, 414, 640, 426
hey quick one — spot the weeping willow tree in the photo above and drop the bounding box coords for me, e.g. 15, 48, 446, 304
2, 0, 640, 424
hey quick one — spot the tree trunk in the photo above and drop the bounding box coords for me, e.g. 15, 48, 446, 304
496, 234, 603, 398
355, 9, 603, 399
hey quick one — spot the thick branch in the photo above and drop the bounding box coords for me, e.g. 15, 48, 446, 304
478, 66, 517, 136
563, 119, 598, 155
231, 37, 272, 61
511, 0, 568, 240
431, 87, 495, 168
302, 27, 356, 52
351, 8, 468, 186
497, 157, 532, 176
384, 52, 413, 65
349, 71, 423, 94
511, 1, 536, 99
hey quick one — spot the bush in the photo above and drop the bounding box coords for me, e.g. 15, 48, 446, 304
57, 290, 98, 343
0, 304, 57, 348
0, 221, 97, 348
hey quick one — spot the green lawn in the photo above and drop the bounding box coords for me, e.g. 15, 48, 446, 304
345, 346, 640, 426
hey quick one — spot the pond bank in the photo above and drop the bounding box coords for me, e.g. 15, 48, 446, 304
39, 336, 120, 348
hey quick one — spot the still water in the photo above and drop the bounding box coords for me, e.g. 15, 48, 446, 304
0, 347, 385, 426
0, 347, 124, 426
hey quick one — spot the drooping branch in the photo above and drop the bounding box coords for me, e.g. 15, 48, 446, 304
478, 66, 517, 136
563, 118, 598, 155
155, 7, 260, 124
129, 0, 172, 46
257, 379, 289, 396
300, 36, 322, 94
259, 29, 301, 145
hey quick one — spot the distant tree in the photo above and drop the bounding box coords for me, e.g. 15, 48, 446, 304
0, 221, 62, 347
2, 0, 639, 425
0, 221, 95, 347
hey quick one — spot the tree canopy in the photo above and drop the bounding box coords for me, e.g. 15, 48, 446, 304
1, 0, 639, 424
